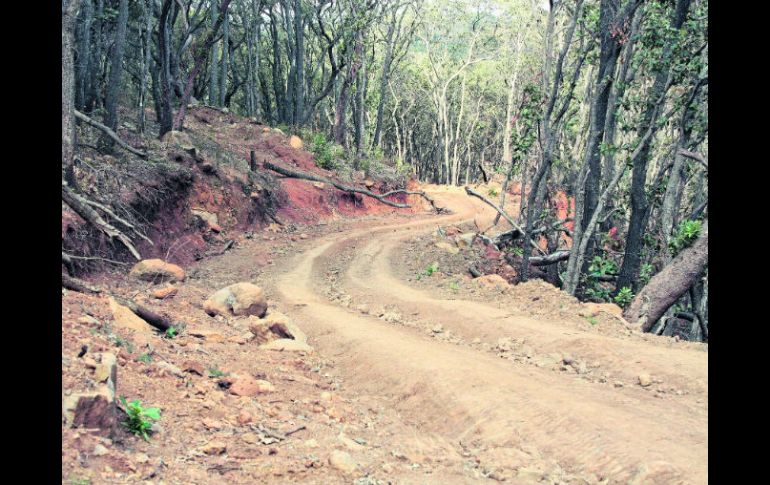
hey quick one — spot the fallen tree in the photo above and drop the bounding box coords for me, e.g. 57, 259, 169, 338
74, 109, 148, 159
623, 219, 708, 332
264, 160, 448, 213
464, 186, 545, 255
62, 181, 146, 260
62, 273, 175, 332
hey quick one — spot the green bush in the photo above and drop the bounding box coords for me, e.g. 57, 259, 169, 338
120, 397, 161, 441
669, 219, 701, 256
613, 286, 635, 307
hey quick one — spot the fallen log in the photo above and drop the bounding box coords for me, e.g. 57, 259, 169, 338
62, 181, 142, 260
529, 250, 571, 266
264, 161, 448, 213
464, 186, 545, 255
74, 109, 148, 159
61, 274, 175, 332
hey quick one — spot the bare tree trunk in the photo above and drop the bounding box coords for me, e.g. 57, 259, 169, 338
63, 0, 82, 184
104, 0, 128, 133
624, 220, 708, 332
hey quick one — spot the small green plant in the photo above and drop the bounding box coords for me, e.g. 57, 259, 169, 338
69, 476, 91, 485
137, 352, 153, 364
164, 327, 178, 339
585, 316, 598, 326
639, 263, 654, 285
120, 397, 161, 441
511, 247, 524, 257
449, 281, 460, 291
585, 286, 611, 302
488, 187, 499, 197
416, 262, 439, 281
613, 286, 635, 308
588, 256, 617, 278
208, 366, 225, 378
669, 219, 702, 256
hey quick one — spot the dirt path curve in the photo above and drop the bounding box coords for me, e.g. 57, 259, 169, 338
272, 186, 707, 484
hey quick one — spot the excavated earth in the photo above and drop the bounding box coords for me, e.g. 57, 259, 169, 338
62, 185, 707, 485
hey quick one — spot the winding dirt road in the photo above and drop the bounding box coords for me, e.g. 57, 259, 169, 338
269, 187, 708, 484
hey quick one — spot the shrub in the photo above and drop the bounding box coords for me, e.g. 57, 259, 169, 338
120, 397, 161, 441
613, 286, 635, 307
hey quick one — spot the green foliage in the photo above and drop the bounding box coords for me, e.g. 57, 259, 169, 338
69, 477, 91, 485
488, 187, 499, 197
449, 281, 460, 291
588, 256, 618, 278
613, 287, 635, 308
416, 262, 439, 281
120, 397, 161, 441
137, 352, 153, 364
584, 316, 598, 326
208, 367, 225, 378
668, 220, 701, 256
585, 286, 611, 302
639, 263, 654, 286
309, 132, 343, 170
164, 327, 178, 339
511, 247, 524, 257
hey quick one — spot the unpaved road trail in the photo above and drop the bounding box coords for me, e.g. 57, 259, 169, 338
267, 186, 707, 484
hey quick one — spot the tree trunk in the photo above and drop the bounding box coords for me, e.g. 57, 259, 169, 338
75, 0, 92, 111
624, 220, 708, 332
63, 0, 82, 184
334, 31, 363, 147
293, 0, 304, 125
218, 11, 229, 107
104, 0, 128, 133
157, 0, 175, 137
615, 0, 692, 293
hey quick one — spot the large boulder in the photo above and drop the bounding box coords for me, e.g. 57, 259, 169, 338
63, 353, 118, 437
204, 282, 268, 318
248, 312, 306, 344
130, 259, 186, 283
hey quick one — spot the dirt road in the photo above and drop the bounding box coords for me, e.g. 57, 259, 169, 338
265, 186, 707, 484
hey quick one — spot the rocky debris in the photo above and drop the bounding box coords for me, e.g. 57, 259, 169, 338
201, 441, 227, 456
329, 450, 358, 474
191, 208, 222, 233
435, 241, 460, 254
182, 360, 206, 376
108, 297, 154, 333
156, 361, 185, 378
248, 312, 306, 344
289, 135, 303, 149
228, 375, 275, 396
432, 324, 444, 333
130, 259, 186, 283
78, 315, 100, 325
203, 282, 267, 318
455, 233, 476, 248
62, 384, 117, 436
152, 285, 178, 299
473, 274, 511, 290
579, 302, 624, 318
93, 353, 117, 383
93, 443, 109, 456
638, 373, 652, 387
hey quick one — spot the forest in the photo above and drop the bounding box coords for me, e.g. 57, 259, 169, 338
62, 0, 708, 338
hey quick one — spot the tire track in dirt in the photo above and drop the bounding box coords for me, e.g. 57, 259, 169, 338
272, 187, 707, 484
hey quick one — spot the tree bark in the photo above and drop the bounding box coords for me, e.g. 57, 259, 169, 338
624, 220, 708, 332
104, 0, 129, 133
74, 110, 148, 158
63, 0, 82, 183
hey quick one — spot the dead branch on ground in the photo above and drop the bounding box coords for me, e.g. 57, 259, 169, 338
74, 109, 148, 159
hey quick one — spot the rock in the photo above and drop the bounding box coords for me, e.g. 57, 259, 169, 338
156, 361, 184, 378
204, 283, 267, 318
261, 339, 314, 352
202, 441, 227, 455
638, 373, 652, 387
474, 274, 511, 290
435, 241, 459, 254
78, 315, 100, 325
161, 130, 194, 149
364, 179, 375, 188
237, 410, 253, 425
108, 297, 154, 333
93, 353, 117, 383
242, 433, 259, 444
130, 259, 186, 283
455, 233, 476, 248
191, 209, 221, 232
229, 375, 275, 397
579, 302, 624, 318
248, 312, 306, 344
432, 324, 444, 333
62, 385, 117, 436
329, 450, 358, 474
289, 135, 303, 149
93, 444, 109, 456
152, 285, 178, 299
496, 337, 514, 352
182, 360, 205, 376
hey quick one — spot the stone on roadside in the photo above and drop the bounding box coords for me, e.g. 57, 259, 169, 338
152, 285, 178, 299
329, 450, 358, 474
473, 274, 511, 290
228, 375, 275, 397
130, 259, 186, 283
638, 373, 652, 387
204, 282, 267, 318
